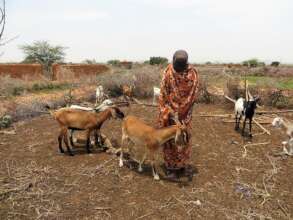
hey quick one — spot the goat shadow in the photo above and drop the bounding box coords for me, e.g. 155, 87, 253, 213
62, 143, 107, 156
122, 153, 198, 185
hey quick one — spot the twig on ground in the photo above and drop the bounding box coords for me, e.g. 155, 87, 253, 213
242, 142, 270, 158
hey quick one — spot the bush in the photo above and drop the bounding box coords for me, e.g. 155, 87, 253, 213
243, 59, 259, 67
271, 61, 280, 67
149, 57, 168, 65
99, 65, 161, 99
107, 60, 120, 65
267, 90, 290, 109
0, 115, 12, 128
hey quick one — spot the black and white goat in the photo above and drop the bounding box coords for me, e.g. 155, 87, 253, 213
235, 96, 260, 137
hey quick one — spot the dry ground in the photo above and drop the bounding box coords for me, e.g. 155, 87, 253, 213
0, 104, 292, 219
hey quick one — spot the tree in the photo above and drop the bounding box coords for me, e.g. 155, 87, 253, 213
242, 59, 259, 67
271, 61, 280, 67
83, 59, 97, 64
149, 57, 168, 65
0, 0, 5, 41
19, 41, 66, 78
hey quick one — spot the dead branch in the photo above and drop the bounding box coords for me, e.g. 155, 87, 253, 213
222, 120, 271, 124
253, 118, 271, 135
133, 98, 158, 107
224, 95, 236, 103
242, 142, 270, 158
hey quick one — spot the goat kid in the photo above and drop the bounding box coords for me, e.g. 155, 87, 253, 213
272, 117, 293, 156
153, 87, 161, 104
122, 85, 134, 101
52, 107, 124, 156
96, 85, 105, 105
235, 96, 260, 137
119, 115, 188, 180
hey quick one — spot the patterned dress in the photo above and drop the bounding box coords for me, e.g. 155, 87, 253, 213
158, 64, 199, 169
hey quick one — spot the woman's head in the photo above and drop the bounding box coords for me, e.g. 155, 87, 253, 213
173, 50, 188, 72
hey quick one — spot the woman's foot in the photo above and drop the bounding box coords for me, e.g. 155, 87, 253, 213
165, 170, 178, 181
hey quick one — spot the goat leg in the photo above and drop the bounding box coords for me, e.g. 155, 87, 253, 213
234, 114, 238, 130
85, 130, 92, 154
249, 118, 253, 137
242, 117, 247, 136
69, 130, 75, 147
150, 152, 160, 180
138, 153, 146, 172
63, 130, 74, 156
58, 133, 65, 154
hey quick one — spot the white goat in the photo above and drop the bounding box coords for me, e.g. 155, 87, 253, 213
96, 85, 105, 105
272, 117, 293, 156
153, 87, 161, 104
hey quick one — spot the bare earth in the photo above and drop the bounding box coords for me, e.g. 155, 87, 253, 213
0, 104, 292, 219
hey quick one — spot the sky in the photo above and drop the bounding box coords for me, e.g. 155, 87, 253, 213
1, 0, 293, 63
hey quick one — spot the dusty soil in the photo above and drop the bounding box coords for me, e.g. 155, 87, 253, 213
0, 104, 292, 219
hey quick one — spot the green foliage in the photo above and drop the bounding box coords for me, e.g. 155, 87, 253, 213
271, 61, 280, 67
12, 87, 24, 96
19, 41, 66, 75
107, 60, 120, 65
83, 59, 97, 64
0, 115, 12, 129
149, 57, 168, 65
242, 59, 259, 67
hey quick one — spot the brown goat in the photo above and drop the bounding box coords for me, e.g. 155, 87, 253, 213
52, 107, 124, 156
119, 115, 188, 180
122, 85, 134, 101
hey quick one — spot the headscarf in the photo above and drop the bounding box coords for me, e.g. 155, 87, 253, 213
172, 50, 188, 72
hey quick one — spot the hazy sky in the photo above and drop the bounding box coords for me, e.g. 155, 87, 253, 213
1, 0, 293, 63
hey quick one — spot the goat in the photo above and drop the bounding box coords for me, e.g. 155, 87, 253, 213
96, 85, 105, 105
119, 115, 188, 180
272, 117, 293, 139
69, 99, 114, 146
122, 85, 134, 101
235, 96, 260, 137
52, 107, 124, 156
153, 87, 161, 104
272, 117, 293, 156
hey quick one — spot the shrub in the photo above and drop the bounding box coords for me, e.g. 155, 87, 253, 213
149, 57, 168, 65
99, 65, 161, 98
243, 59, 259, 67
271, 61, 280, 67
267, 90, 290, 109
0, 115, 12, 129
107, 60, 120, 65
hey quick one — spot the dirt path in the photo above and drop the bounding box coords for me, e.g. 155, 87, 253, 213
0, 104, 292, 219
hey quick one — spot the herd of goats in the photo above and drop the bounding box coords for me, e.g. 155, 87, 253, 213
47, 84, 293, 181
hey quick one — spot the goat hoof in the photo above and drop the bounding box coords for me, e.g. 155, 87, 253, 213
138, 167, 143, 172
249, 134, 253, 138
154, 175, 160, 181
119, 160, 123, 168
69, 153, 74, 156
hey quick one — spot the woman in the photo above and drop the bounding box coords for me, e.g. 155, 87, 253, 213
158, 50, 199, 180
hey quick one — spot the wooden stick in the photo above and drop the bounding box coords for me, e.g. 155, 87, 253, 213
256, 110, 293, 114
222, 120, 271, 124
132, 98, 158, 107
198, 114, 232, 118
224, 95, 236, 103
253, 118, 271, 135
